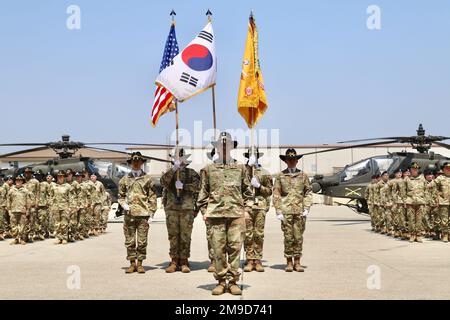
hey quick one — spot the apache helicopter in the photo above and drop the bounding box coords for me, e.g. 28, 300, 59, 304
303, 124, 450, 214
0, 135, 173, 201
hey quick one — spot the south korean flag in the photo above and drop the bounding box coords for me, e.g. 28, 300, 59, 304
156, 22, 217, 102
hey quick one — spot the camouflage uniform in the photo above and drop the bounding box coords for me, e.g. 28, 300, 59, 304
78, 180, 92, 238
404, 175, 427, 240
391, 177, 407, 236
91, 180, 106, 232
36, 181, 51, 238
47, 181, 57, 236
372, 181, 385, 231
69, 180, 81, 240
81, 179, 95, 235
423, 178, 437, 235
118, 171, 157, 262
161, 166, 200, 262
364, 181, 376, 230
0, 182, 10, 237
428, 174, 450, 240
49, 182, 72, 242
273, 168, 313, 259
197, 162, 252, 283
7, 185, 32, 242
101, 192, 112, 230
24, 177, 40, 239
244, 165, 273, 260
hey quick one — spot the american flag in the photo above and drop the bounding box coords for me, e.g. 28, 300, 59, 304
151, 24, 179, 127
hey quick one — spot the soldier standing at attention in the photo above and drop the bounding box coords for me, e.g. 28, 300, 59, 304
380, 171, 394, 236
197, 132, 253, 296
423, 169, 437, 239
35, 170, 50, 240
67, 169, 81, 241
243, 147, 273, 273
46, 173, 57, 238
118, 152, 157, 274
24, 167, 40, 242
161, 148, 200, 274
75, 172, 89, 239
0, 175, 13, 240
50, 171, 72, 245
390, 169, 405, 238
7, 175, 32, 245
428, 163, 450, 242
90, 173, 106, 235
273, 148, 313, 273
81, 170, 95, 236
101, 191, 112, 233
365, 175, 379, 232
372, 174, 384, 233
404, 162, 427, 243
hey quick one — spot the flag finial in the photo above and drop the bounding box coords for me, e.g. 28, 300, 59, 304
206, 9, 212, 22
170, 9, 176, 23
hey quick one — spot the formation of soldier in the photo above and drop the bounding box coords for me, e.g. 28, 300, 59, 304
0, 167, 110, 245
365, 162, 450, 243
118, 133, 313, 296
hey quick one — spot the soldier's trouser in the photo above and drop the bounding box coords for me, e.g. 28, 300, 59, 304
281, 214, 306, 258
102, 206, 109, 229
384, 206, 393, 231
368, 205, 375, 228
10, 212, 28, 241
391, 204, 400, 231
36, 207, 48, 237
373, 206, 383, 229
85, 206, 93, 232
422, 208, 433, 233
78, 208, 88, 236
26, 207, 36, 237
68, 210, 78, 239
244, 209, 266, 260
54, 209, 69, 241
123, 215, 150, 261
210, 217, 245, 282
205, 221, 214, 261
434, 206, 449, 235
48, 208, 55, 235
406, 205, 425, 235
0, 207, 7, 234
165, 210, 194, 259
92, 204, 102, 230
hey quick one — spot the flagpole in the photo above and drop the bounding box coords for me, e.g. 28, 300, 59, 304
206, 9, 217, 139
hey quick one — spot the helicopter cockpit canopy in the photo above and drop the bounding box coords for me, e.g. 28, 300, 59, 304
340, 156, 397, 182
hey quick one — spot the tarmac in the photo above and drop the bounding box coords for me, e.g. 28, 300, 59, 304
1, 205, 450, 300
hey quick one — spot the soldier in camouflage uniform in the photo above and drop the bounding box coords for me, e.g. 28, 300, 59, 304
0, 175, 13, 240
50, 171, 72, 244
66, 169, 81, 241
197, 132, 253, 296
380, 172, 394, 236
428, 162, 450, 242
118, 152, 157, 274
243, 147, 273, 273
389, 169, 406, 238
161, 147, 200, 274
45, 173, 57, 238
101, 191, 112, 233
365, 175, 379, 231
81, 170, 95, 236
404, 162, 427, 243
423, 169, 437, 238
273, 148, 313, 273
75, 172, 90, 239
34, 170, 50, 240
7, 175, 32, 245
90, 173, 106, 235
372, 174, 385, 233
24, 167, 40, 242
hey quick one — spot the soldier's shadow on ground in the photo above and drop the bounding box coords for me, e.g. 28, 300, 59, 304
269, 264, 308, 270
155, 260, 211, 271
120, 265, 159, 272
197, 283, 251, 291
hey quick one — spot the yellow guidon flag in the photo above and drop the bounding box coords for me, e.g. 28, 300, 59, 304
237, 13, 268, 129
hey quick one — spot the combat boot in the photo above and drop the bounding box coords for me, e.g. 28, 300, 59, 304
207, 261, 216, 273
10, 239, 18, 245
165, 259, 178, 273
55, 239, 62, 245
228, 280, 242, 295
243, 260, 254, 272
409, 234, 415, 243
20, 239, 27, 245
180, 259, 191, 273
125, 260, 137, 274
443, 234, 449, 243
254, 260, 264, 272
211, 281, 226, 295
415, 235, 423, 243
294, 257, 304, 272
137, 260, 145, 273
0, 233, 4, 241
62, 239, 68, 245
38, 234, 45, 241
78, 234, 84, 241
285, 258, 294, 272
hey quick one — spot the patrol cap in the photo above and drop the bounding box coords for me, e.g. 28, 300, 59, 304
127, 152, 147, 164
381, 171, 389, 176
280, 148, 303, 161
5, 175, 13, 181
393, 168, 403, 174
66, 169, 74, 176
74, 171, 83, 177
423, 168, 435, 176
244, 146, 264, 159
15, 174, 26, 182
56, 170, 66, 177
34, 169, 44, 176
46, 172, 53, 177
410, 162, 420, 169
442, 162, 450, 170
24, 167, 34, 173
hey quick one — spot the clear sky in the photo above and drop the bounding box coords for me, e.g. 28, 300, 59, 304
1, 0, 449, 151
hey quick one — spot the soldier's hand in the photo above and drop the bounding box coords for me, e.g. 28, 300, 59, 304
175, 180, 184, 190
122, 203, 130, 211
248, 155, 257, 167
172, 160, 181, 172
203, 215, 207, 222
302, 209, 309, 217
276, 213, 284, 221
251, 176, 261, 188
244, 211, 251, 220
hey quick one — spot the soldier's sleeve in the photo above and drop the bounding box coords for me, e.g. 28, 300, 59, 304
69, 185, 78, 209
160, 169, 175, 189
303, 174, 313, 210
196, 168, 210, 216
259, 172, 273, 198
26, 190, 32, 211
0, 186, 5, 207
117, 177, 127, 207
6, 189, 12, 211
184, 169, 201, 194
241, 166, 253, 210
146, 179, 157, 214
364, 185, 370, 200
272, 174, 282, 214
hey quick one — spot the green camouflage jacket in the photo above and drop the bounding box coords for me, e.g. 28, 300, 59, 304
118, 171, 157, 217
25, 178, 40, 207
7, 186, 32, 213
245, 165, 273, 212
161, 167, 200, 211
0, 183, 10, 208
69, 180, 81, 209
197, 162, 253, 218
364, 182, 376, 205
404, 175, 427, 205
49, 183, 72, 211
428, 175, 450, 206
273, 168, 313, 215
91, 181, 106, 205
37, 181, 51, 207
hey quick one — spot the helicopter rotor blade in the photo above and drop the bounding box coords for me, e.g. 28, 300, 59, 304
84, 142, 176, 148
300, 140, 399, 157
337, 137, 411, 144
0, 146, 51, 158
85, 146, 172, 163
433, 141, 450, 150
0, 143, 48, 147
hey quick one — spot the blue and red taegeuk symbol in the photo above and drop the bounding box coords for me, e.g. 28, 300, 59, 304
182, 44, 213, 72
